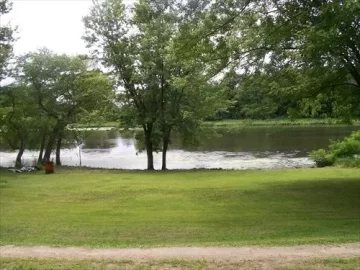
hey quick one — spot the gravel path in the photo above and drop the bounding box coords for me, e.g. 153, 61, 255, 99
1, 243, 359, 261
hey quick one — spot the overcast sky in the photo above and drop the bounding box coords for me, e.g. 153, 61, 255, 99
2, 0, 95, 56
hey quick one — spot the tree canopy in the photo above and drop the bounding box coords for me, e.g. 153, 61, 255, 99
198, 0, 360, 119
84, 0, 227, 170
0, 49, 114, 166
0, 0, 15, 82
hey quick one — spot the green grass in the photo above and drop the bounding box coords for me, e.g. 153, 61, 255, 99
1, 257, 359, 270
203, 118, 360, 128
68, 122, 120, 129
0, 168, 359, 247
69, 118, 360, 129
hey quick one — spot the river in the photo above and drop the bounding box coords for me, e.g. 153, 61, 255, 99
0, 126, 358, 170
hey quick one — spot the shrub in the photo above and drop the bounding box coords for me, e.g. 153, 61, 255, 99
311, 131, 360, 167
328, 132, 360, 158
310, 149, 335, 167
335, 157, 360, 168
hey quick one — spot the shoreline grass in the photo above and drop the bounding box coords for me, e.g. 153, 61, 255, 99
203, 118, 360, 128
68, 121, 120, 129
1, 168, 359, 248
69, 118, 360, 129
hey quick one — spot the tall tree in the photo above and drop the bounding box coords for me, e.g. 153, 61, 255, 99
17, 50, 114, 163
0, 84, 40, 167
84, 0, 227, 170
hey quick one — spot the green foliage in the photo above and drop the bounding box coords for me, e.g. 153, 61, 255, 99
328, 131, 360, 158
335, 157, 360, 168
310, 149, 335, 168
311, 131, 360, 167
190, 0, 360, 120
0, 0, 15, 82
233, 74, 291, 119
0, 83, 45, 166
17, 50, 113, 124
0, 49, 114, 165
84, 0, 228, 169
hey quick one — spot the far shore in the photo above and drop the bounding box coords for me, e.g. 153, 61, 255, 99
68, 118, 360, 130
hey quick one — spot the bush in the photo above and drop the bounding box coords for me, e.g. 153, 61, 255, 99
329, 132, 360, 158
311, 131, 360, 168
310, 149, 335, 167
335, 157, 360, 168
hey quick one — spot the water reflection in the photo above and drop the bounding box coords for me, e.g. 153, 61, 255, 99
0, 126, 358, 170
171, 126, 359, 154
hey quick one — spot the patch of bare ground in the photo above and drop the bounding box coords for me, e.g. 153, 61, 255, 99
1, 243, 359, 262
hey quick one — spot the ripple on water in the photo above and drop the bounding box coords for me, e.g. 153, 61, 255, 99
0, 149, 315, 170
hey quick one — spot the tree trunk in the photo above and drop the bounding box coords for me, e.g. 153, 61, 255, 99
38, 134, 46, 163
43, 134, 56, 163
342, 54, 360, 87
55, 131, 63, 165
161, 129, 171, 171
15, 140, 25, 168
144, 129, 154, 170
160, 62, 167, 171
43, 121, 63, 162
348, 65, 360, 87
161, 138, 169, 171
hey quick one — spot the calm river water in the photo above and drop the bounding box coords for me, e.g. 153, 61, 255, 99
0, 126, 358, 170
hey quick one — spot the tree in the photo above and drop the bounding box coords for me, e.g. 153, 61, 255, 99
84, 0, 227, 170
169, 0, 360, 120
251, 0, 359, 112
0, 0, 15, 82
201, 0, 360, 118
17, 50, 114, 163
0, 84, 40, 167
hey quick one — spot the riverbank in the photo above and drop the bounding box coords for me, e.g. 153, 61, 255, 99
203, 118, 360, 129
1, 168, 359, 248
69, 118, 360, 129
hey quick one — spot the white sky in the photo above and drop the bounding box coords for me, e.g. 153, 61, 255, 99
2, 0, 95, 56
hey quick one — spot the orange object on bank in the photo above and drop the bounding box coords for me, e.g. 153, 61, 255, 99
45, 161, 54, 174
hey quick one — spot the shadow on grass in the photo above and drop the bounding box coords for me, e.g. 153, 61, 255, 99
192, 178, 360, 211
259, 178, 360, 210
190, 178, 360, 238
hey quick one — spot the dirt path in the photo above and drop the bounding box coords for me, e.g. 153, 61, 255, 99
1, 243, 359, 261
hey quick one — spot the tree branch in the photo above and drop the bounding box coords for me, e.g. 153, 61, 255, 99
298, 83, 360, 100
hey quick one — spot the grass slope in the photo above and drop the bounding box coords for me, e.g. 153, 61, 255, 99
0, 168, 359, 247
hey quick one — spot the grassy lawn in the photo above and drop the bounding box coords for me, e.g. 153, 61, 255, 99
1, 257, 359, 270
0, 168, 359, 247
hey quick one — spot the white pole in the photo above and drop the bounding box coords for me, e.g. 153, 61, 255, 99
79, 144, 82, 167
